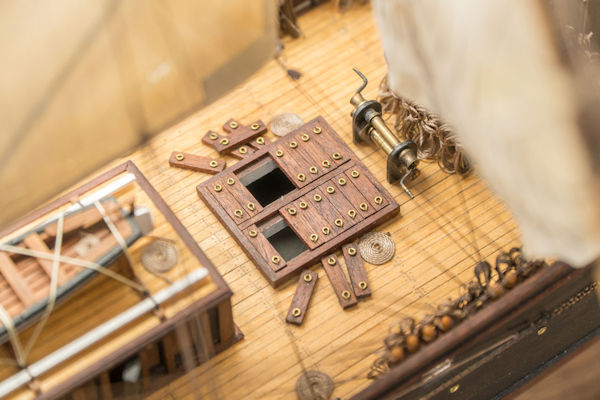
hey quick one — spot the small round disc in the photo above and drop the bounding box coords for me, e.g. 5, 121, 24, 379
358, 231, 395, 265
269, 113, 304, 137
295, 370, 334, 400
141, 240, 178, 273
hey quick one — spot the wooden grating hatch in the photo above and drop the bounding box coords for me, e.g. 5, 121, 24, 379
198, 116, 399, 286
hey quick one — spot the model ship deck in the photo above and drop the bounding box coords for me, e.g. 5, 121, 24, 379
1, 4, 521, 400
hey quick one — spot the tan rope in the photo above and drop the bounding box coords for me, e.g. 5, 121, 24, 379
0, 305, 26, 367
378, 76, 471, 175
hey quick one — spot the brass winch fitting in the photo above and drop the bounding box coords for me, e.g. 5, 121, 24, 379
350, 68, 419, 198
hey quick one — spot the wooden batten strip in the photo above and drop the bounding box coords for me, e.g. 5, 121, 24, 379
22, 233, 67, 285
168, 152, 225, 175
320, 254, 357, 309
0, 253, 34, 307
286, 270, 318, 325
342, 243, 371, 298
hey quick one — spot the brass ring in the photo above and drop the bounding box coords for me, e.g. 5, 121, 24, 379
313, 126, 322, 134
314, 194, 322, 202
251, 123, 260, 130
326, 186, 335, 194
220, 138, 230, 145
348, 247, 357, 256
247, 202, 256, 211
332, 152, 342, 160
359, 202, 368, 211
334, 219, 343, 227
299, 201, 308, 209
289, 141, 298, 149
322, 226, 330, 235
214, 184, 222, 192
175, 153, 184, 161
276, 149, 284, 157
239, 146, 248, 154
292, 308, 302, 317
229, 121, 238, 129
348, 209, 357, 219
256, 137, 265, 144
322, 160, 331, 168
338, 177, 346, 185
209, 132, 218, 140
341, 290, 351, 299
309, 166, 318, 174
303, 273, 313, 282
271, 255, 281, 264
234, 209, 243, 218
297, 173, 306, 182
227, 177, 235, 185
288, 207, 297, 215
310, 233, 319, 242
327, 257, 336, 265
351, 170, 360, 178
301, 134, 310, 142
374, 196, 383, 205
359, 281, 368, 290
209, 160, 218, 168
248, 229, 257, 238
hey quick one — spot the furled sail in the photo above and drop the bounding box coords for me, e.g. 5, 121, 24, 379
373, 0, 600, 267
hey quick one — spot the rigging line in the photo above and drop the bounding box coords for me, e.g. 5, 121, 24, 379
24, 213, 64, 358
455, 175, 483, 261
0, 306, 25, 367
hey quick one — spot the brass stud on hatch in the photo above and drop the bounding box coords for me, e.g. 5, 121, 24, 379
213, 184, 222, 192
338, 177, 346, 185
288, 207, 297, 215
359, 281, 368, 290
313, 126, 322, 134
309, 166, 318, 174
276, 149, 284, 157
209, 132, 218, 140
248, 229, 257, 238
334, 219, 343, 227
301, 134, 310, 142
449, 384, 460, 394
251, 123, 260, 130
297, 173, 306, 182
348, 247, 357, 256
351, 170, 360, 178
314, 194, 322, 202
322, 160, 331, 168
229, 121, 238, 129
374, 196, 383, 205
220, 138, 230, 145
247, 202, 256, 211
537, 326, 548, 336
292, 308, 302, 317
227, 177, 235, 185
327, 257, 336, 265
332, 152, 342, 160
175, 153, 185, 161
303, 273, 313, 283
341, 290, 351, 299
234, 209, 243, 218
239, 146, 248, 154
299, 201, 308, 209
272, 255, 281, 264
209, 160, 218, 168
359, 202, 368, 211
310, 233, 319, 242
326, 186, 335, 194
322, 227, 330, 235
289, 141, 298, 149
256, 137, 265, 145
348, 209, 357, 219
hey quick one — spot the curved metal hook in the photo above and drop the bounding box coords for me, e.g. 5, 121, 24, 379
353, 68, 368, 95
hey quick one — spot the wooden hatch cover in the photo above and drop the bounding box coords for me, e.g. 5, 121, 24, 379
198, 116, 399, 286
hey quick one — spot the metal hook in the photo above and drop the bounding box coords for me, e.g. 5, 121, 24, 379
400, 169, 415, 199
353, 68, 368, 95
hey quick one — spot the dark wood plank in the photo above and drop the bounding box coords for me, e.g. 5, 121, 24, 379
216, 119, 267, 154
280, 195, 330, 250
208, 176, 250, 224
342, 243, 371, 298
243, 224, 286, 272
321, 254, 357, 309
220, 172, 263, 218
168, 151, 225, 174
322, 177, 363, 228
294, 129, 335, 174
344, 165, 389, 212
286, 270, 318, 325
333, 169, 376, 220
229, 145, 256, 160
307, 187, 342, 238
269, 145, 307, 188
307, 119, 350, 166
